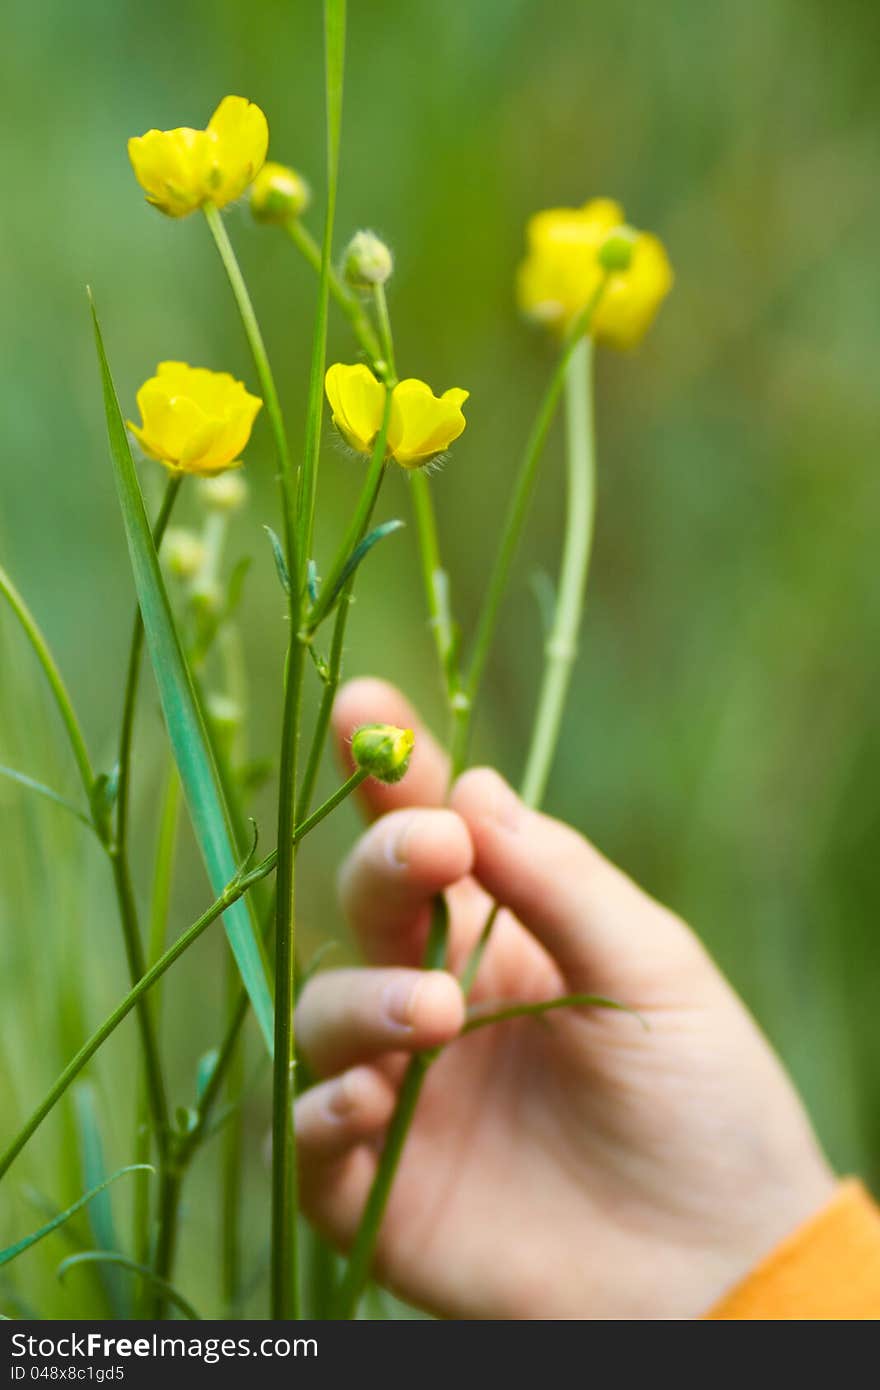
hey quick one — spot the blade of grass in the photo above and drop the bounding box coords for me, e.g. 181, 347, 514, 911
0, 765, 94, 833
57, 1251, 201, 1320
0, 1167, 151, 1268
89, 291, 274, 1055
72, 1084, 128, 1318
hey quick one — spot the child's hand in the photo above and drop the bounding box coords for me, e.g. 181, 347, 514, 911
294, 679, 835, 1319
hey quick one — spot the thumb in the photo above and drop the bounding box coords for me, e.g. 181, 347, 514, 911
450, 768, 710, 999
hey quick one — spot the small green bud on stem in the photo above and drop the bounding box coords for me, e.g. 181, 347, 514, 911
351, 723, 414, 783
597, 226, 638, 273
343, 230, 394, 290
250, 162, 311, 225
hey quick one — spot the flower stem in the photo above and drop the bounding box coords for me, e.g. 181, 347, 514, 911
0, 771, 365, 1185
202, 202, 299, 578
334, 896, 448, 1317
0, 565, 94, 803
286, 221, 383, 370
115, 476, 182, 852
520, 336, 596, 806
460, 283, 607, 770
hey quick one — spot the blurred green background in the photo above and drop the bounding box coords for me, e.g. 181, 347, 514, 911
1, 0, 878, 1318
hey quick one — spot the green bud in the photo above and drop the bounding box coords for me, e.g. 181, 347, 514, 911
197, 473, 248, 512
343, 230, 394, 290
351, 723, 415, 784
250, 162, 311, 225
598, 226, 638, 273
162, 528, 206, 580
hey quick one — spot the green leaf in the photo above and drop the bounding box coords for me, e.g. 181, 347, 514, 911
0, 764, 94, 833
323, 519, 404, 616
264, 525, 291, 597
0, 1165, 151, 1268
57, 1251, 202, 1320
90, 293, 274, 1055
73, 1084, 128, 1319
196, 1048, 220, 1102
463, 993, 646, 1035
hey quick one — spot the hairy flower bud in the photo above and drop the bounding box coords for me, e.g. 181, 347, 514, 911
162, 528, 207, 580
250, 161, 311, 224
351, 723, 414, 784
198, 473, 248, 512
342, 230, 393, 290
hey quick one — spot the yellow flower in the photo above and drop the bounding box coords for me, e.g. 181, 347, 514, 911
128, 96, 269, 218
128, 362, 262, 476
324, 364, 468, 470
517, 198, 673, 348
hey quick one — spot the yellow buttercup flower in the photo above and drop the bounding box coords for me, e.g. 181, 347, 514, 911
128, 362, 262, 476
517, 198, 673, 349
324, 364, 468, 470
128, 96, 269, 218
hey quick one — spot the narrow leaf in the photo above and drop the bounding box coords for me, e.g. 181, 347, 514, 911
57, 1251, 202, 1320
90, 294, 274, 1055
264, 526, 291, 597
0, 764, 94, 832
0, 1165, 152, 1268
73, 1085, 128, 1318
324, 519, 404, 615
463, 993, 646, 1035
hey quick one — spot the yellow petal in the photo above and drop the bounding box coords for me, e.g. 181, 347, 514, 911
325, 363, 387, 454
127, 128, 213, 217
206, 95, 269, 207
130, 363, 262, 474
388, 379, 469, 468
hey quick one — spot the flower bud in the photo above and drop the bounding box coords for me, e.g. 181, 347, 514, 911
351, 723, 414, 784
598, 226, 638, 273
197, 473, 248, 513
343, 230, 393, 290
205, 692, 242, 733
162, 528, 206, 580
250, 162, 311, 224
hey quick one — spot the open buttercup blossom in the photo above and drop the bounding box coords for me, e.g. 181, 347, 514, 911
128, 362, 262, 476
128, 96, 268, 218
517, 198, 673, 349
324, 363, 469, 470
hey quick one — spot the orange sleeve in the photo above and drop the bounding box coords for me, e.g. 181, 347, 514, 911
707, 1179, 880, 1320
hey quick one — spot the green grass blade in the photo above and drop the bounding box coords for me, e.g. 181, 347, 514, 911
0, 764, 94, 833
73, 1084, 128, 1318
57, 1251, 201, 1320
0, 1165, 151, 1268
89, 292, 274, 1055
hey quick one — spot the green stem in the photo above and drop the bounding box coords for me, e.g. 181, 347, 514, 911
372, 284, 396, 382
270, 635, 306, 1320
133, 760, 181, 1274
202, 202, 299, 579
334, 897, 447, 1318
306, 399, 391, 633
409, 472, 467, 756
296, 0, 347, 584
520, 336, 596, 807
0, 771, 366, 1185
297, 464, 387, 819
286, 221, 383, 370
0, 565, 94, 803
461, 338, 600, 990
115, 476, 182, 853
106, 851, 170, 1155
461, 284, 608, 767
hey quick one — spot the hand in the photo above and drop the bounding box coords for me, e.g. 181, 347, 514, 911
294, 679, 835, 1319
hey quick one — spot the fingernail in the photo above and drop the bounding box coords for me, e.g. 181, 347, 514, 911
382, 976, 419, 1029
386, 813, 416, 869
483, 771, 523, 831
